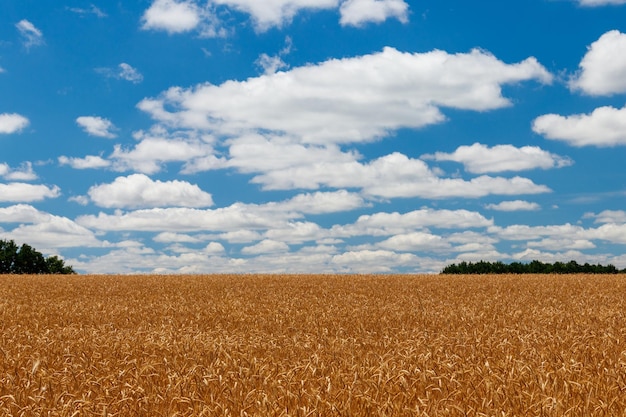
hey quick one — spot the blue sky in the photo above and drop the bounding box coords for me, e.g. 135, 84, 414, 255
2, 0, 626, 274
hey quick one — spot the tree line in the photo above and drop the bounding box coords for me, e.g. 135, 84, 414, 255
441, 260, 623, 275
0, 239, 75, 274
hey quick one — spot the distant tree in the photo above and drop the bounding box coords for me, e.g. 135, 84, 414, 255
441, 260, 625, 274
45, 255, 76, 274
0, 239, 75, 274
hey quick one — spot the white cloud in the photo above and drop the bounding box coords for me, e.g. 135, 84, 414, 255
95, 63, 143, 84
141, 0, 202, 33
118, 63, 144, 83
0, 183, 60, 202
0, 113, 29, 134
256, 54, 288, 75
138, 47, 552, 145
111, 132, 216, 174
569, 30, 626, 95
251, 151, 551, 198
489, 223, 587, 242
242, 239, 289, 255
265, 190, 367, 215
87, 174, 214, 209
527, 238, 595, 251
585, 210, 626, 224
67, 5, 107, 17
578, 0, 626, 6
265, 221, 324, 243
376, 231, 451, 252
76, 206, 284, 233
331, 208, 493, 238
153, 232, 203, 243
485, 200, 540, 212
332, 250, 417, 273
213, 0, 338, 31
15, 19, 44, 49
76, 116, 117, 138
339, 0, 409, 26
0, 205, 103, 250
0, 162, 37, 181
58, 155, 111, 169
423, 143, 572, 173
533, 105, 626, 147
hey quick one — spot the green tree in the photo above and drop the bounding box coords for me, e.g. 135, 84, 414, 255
0, 239, 75, 274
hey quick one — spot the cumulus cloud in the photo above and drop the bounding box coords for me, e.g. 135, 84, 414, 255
250, 151, 551, 198
87, 174, 214, 209
76, 205, 287, 233
423, 143, 572, 173
0, 205, 102, 250
141, 0, 202, 33
16, 20, 44, 49
585, 210, 626, 224
111, 137, 216, 174
569, 30, 626, 95
0, 162, 38, 181
138, 47, 552, 145
242, 239, 289, 255
332, 249, 417, 273
485, 200, 541, 211
339, 0, 409, 26
331, 208, 493, 238
376, 231, 451, 252
76, 116, 117, 138
533, 105, 626, 147
141, 0, 411, 33
0, 113, 29, 134
141, 0, 227, 37
58, 155, 111, 169
0, 183, 60, 202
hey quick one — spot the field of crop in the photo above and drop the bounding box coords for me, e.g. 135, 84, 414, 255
1, 274, 625, 416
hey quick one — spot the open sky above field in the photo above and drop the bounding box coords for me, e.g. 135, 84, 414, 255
1, 0, 626, 273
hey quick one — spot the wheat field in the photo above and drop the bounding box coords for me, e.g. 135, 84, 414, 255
1, 274, 625, 416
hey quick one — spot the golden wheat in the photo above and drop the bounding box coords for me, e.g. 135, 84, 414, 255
1, 274, 625, 416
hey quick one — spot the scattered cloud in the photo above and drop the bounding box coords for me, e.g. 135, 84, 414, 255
139, 47, 552, 145
96, 63, 143, 83
577, 0, 626, 6
58, 155, 111, 169
256, 36, 293, 75
76, 116, 117, 138
485, 200, 541, 211
0, 162, 38, 181
141, 0, 227, 37
339, 0, 409, 27
569, 30, 626, 95
242, 239, 289, 255
15, 20, 44, 49
67, 4, 108, 18
213, 0, 338, 31
0, 183, 60, 203
118, 63, 144, 83
585, 209, 626, 224
0, 204, 103, 250
533, 105, 626, 147
141, 0, 202, 33
0, 113, 29, 134
86, 174, 215, 209
422, 143, 573, 173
